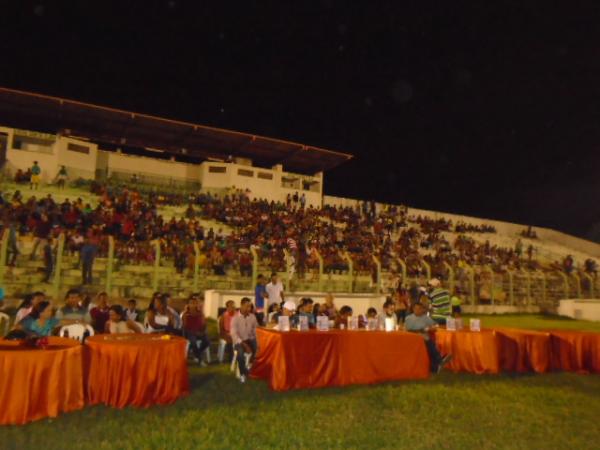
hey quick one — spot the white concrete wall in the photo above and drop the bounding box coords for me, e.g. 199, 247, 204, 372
558, 299, 600, 322
200, 162, 323, 207
104, 151, 201, 181
55, 136, 98, 179
204, 289, 386, 319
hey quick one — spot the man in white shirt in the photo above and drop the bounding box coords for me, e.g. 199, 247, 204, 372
230, 297, 258, 383
265, 272, 284, 311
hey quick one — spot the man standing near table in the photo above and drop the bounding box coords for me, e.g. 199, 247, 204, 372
231, 297, 258, 383
265, 272, 284, 310
405, 303, 451, 373
254, 274, 268, 325
427, 278, 451, 325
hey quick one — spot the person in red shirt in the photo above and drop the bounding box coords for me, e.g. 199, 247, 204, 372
90, 292, 110, 333
218, 300, 236, 345
182, 294, 210, 365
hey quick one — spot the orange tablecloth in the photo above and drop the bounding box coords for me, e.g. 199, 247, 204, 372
251, 328, 430, 391
0, 337, 84, 425
550, 330, 600, 374
495, 328, 551, 373
85, 334, 189, 408
436, 329, 500, 374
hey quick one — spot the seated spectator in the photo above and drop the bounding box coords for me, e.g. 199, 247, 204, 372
293, 297, 315, 328
55, 289, 92, 324
230, 297, 258, 383
366, 307, 378, 319
394, 288, 409, 323
90, 292, 110, 333
14, 291, 45, 325
105, 305, 141, 334
239, 249, 252, 277
164, 293, 182, 330
181, 294, 210, 365
404, 303, 452, 373
267, 302, 281, 325
381, 299, 398, 328
125, 298, 140, 322
324, 293, 338, 319
218, 300, 237, 361
312, 302, 327, 321
146, 294, 178, 333
19, 301, 62, 337
270, 300, 296, 327
334, 305, 353, 329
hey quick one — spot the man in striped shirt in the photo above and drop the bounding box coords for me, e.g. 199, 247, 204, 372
428, 278, 451, 325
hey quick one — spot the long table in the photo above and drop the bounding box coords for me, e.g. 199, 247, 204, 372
253, 327, 600, 390
86, 334, 190, 408
251, 328, 430, 391
0, 337, 84, 425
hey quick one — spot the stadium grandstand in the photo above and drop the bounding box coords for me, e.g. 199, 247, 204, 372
1, 87, 599, 319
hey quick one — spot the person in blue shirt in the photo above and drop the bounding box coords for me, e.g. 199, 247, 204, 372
254, 274, 267, 325
292, 297, 315, 328
19, 301, 61, 336
405, 303, 452, 374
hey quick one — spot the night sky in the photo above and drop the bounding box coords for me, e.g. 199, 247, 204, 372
1, 2, 599, 240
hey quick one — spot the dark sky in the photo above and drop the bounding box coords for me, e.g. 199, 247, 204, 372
1, 1, 600, 240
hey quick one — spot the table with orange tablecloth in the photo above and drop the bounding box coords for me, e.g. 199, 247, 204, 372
435, 328, 500, 374
550, 330, 600, 374
495, 328, 551, 373
85, 334, 189, 408
0, 337, 84, 425
251, 328, 430, 391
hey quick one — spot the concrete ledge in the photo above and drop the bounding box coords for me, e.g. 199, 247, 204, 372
462, 305, 542, 315
558, 299, 600, 322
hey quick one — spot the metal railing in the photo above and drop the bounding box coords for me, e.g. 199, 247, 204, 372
1, 233, 599, 306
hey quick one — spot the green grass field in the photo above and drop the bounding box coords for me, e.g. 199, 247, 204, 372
2, 315, 600, 450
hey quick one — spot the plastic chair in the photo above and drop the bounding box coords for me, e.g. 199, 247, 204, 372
59, 323, 94, 342
0, 312, 10, 337
230, 349, 252, 378
216, 316, 229, 363
184, 339, 211, 363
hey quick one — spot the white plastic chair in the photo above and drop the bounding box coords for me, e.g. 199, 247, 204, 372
216, 316, 228, 363
230, 349, 252, 378
0, 312, 10, 337
59, 324, 94, 342
184, 340, 211, 363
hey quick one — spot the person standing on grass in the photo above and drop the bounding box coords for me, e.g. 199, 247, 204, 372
230, 297, 258, 383
30, 161, 41, 190
404, 302, 452, 374
254, 274, 268, 325
428, 278, 451, 325
265, 272, 284, 310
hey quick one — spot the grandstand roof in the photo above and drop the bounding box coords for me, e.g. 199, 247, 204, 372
0, 87, 353, 174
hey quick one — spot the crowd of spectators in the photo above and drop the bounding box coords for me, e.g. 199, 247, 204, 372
0, 181, 596, 290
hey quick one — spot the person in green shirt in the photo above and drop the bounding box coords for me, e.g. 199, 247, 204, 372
427, 278, 451, 325
451, 290, 463, 317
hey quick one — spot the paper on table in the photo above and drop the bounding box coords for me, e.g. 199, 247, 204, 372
316, 316, 329, 331
278, 315, 290, 332
446, 317, 457, 331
